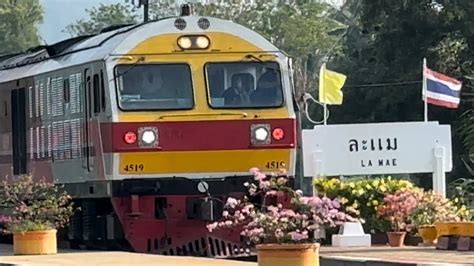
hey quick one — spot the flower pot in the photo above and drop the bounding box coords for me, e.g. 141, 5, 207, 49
405, 234, 422, 246
371, 232, 388, 245
418, 225, 437, 245
13, 229, 57, 255
387, 231, 406, 247
257, 243, 320, 266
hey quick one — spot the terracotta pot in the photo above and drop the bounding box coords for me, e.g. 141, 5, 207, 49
418, 225, 437, 245
257, 243, 320, 266
13, 229, 57, 255
387, 231, 406, 247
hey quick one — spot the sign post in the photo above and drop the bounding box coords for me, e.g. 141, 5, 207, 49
433, 145, 447, 197
311, 149, 323, 196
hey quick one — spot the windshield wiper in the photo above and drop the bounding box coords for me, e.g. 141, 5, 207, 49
243, 54, 279, 71
112, 56, 145, 81
244, 54, 264, 63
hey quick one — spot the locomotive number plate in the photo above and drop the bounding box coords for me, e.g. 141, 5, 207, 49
265, 161, 286, 170
123, 163, 144, 173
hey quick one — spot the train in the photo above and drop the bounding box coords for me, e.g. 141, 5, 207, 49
0, 5, 300, 257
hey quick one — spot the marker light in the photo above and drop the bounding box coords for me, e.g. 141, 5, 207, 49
255, 127, 269, 141
138, 127, 159, 148
272, 128, 285, 140
141, 130, 157, 145
177, 37, 192, 49
196, 36, 210, 49
251, 124, 271, 145
124, 132, 137, 144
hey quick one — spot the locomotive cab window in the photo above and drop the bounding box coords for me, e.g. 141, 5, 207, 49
206, 62, 284, 108
115, 64, 193, 110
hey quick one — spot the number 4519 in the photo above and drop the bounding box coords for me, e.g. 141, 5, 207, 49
123, 164, 144, 172
265, 161, 285, 169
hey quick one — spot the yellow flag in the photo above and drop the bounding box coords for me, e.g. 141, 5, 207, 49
319, 64, 347, 105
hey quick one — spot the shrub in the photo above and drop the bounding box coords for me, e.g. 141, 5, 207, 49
207, 168, 358, 245
376, 190, 418, 232
409, 190, 464, 228
0, 175, 75, 234
314, 176, 419, 233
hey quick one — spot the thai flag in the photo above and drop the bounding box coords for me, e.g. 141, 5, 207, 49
423, 66, 462, 108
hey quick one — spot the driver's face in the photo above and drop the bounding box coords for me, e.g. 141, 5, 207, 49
235, 79, 244, 90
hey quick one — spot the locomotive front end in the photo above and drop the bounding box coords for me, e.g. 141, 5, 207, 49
103, 15, 298, 256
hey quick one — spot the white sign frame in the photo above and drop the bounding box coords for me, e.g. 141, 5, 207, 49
302, 122, 453, 197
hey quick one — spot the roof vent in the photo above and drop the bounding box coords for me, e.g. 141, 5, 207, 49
197, 18, 210, 30
174, 18, 186, 30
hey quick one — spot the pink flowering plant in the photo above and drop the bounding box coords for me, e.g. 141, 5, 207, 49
409, 190, 466, 228
376, 190, 419, 232
0, 175, 75, 234
207, 168, 358, 244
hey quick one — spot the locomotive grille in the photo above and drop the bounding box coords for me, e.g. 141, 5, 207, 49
149, 235, 247, 258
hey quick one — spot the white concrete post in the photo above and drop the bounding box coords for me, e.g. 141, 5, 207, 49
311, 150, 323, 196
433, 145, 446, 198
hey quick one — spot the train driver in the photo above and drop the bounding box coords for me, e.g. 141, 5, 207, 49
139, 69, 163, 100
222, 73, 253, 106
250, 70, 282, 106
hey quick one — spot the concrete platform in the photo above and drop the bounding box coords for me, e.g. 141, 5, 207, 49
2, 244, 474, 266
0, 244, 256, 266
320, 246, 474, 266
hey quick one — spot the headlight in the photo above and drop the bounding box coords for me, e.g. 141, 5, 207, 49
251, 124, 271, 145
138, 127, 159, 147
177, 36, 192, 49
177, 35, 210, 50
195, 36, 210, 49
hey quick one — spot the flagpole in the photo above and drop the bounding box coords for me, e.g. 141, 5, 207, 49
320, 63, 327, 125
323, 104, 327, 125
423, 58, 428, 122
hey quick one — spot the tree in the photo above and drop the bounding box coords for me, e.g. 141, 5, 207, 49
0, 0, 43, 55
148, 0, 180, 19
65, 3, 139, 36
196, 1, 346, 109
331, 0, 474, 183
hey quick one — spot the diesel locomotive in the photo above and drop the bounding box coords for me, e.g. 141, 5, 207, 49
0, 6, 300, 257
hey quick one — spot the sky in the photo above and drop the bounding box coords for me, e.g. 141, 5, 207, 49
39, 0, 344, 44
39, 0, 125, 44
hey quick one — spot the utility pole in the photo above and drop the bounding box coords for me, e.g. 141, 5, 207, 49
143, 0, 149, 22
133, 0, 149, 22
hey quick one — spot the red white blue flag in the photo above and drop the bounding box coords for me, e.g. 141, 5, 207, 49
423, 66, 462, 109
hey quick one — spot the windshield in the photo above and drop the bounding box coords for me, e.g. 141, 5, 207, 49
115, 64, 193, 110
206, 62, 284, 108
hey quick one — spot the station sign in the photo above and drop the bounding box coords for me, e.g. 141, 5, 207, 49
302, 122, 452, 177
